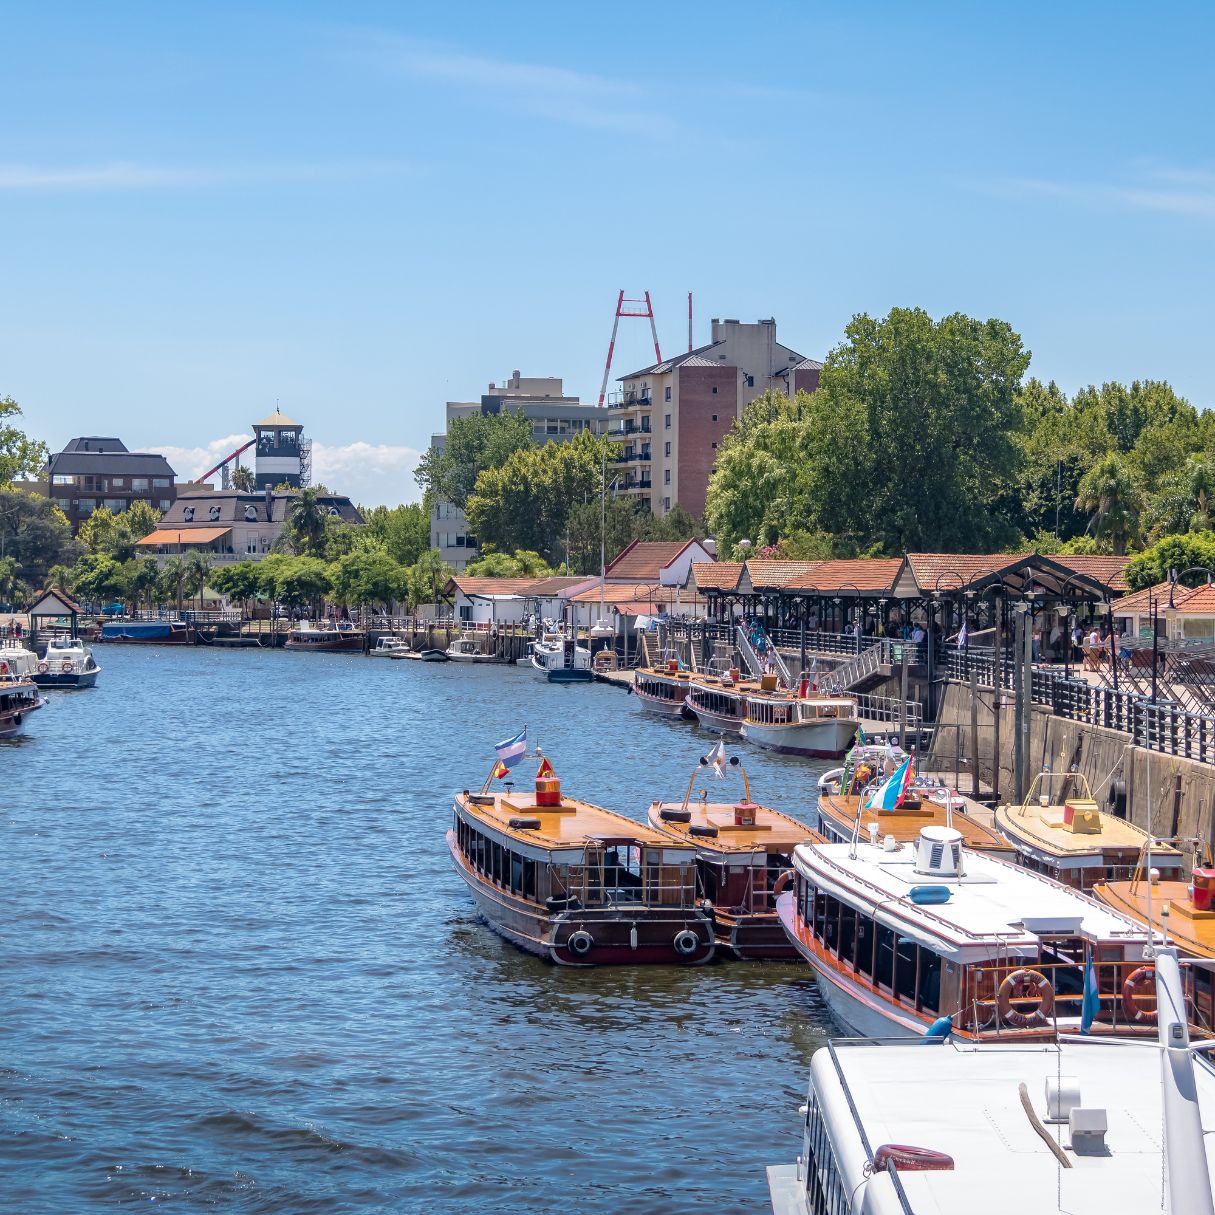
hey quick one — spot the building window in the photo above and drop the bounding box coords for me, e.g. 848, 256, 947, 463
159, 499, 171, 512
131, 478, 149, 492
711, 413, 717, 422
153, 477, 170, 488
665, 414, 671, 429
663, 497, 671, 511
712, 441, 718, 449
78, 499, 96, 515
664, 386, 671, 402
55, 498, 71, 511
52, 474, 73, 486
103, 498, 126, 513
665, 442, 671, 457
711, 386, 718, 395
664, 470, 671, 484
111, 478, 125, 488
745, 374, 754, 387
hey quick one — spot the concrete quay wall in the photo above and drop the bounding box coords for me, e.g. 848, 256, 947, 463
930, 679, 1215, 848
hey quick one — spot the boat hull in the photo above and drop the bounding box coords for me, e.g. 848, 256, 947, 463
418, 650, 449, 662
633, 687, 693, 717
99, 622, 193, 645
717, 910, 801, 961
0, 695, 45, 738
448, 831, 714, 966
286, 636, 365, 652
741, 718, 858, 759
776, 893, 922, 1036
545, 667, 593, 683
685, 702, 743, 735
32, 669, 99, 689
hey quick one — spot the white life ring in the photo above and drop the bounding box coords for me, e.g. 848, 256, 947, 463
61, 661, 74, 674
37, 662, 48, 673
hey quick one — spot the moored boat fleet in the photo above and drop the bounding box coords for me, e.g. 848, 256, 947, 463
0, 632, 102, 738
449, 736, 1215, 1212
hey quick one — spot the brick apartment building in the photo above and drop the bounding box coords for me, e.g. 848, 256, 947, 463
608, 318, 821, 517
429, 371, 607, 571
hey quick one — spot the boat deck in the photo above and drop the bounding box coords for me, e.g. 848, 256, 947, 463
459, 789, 682, 851
994, 801, 1182, 859
649, 799, 822, 853
819, 792, 1013, 854
1093, 879, 1215, 957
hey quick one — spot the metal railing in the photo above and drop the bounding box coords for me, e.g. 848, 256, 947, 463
853, 692, 923, 729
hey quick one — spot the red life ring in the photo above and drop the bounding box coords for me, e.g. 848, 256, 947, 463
1121, 966, 1157, 1025
772, 869, 795, 897
998, 968, 1055, 1028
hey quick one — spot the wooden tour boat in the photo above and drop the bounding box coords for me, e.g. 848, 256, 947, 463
0, 676, 46, 737
449, 756, 714, 966
647, 750, 822, 959
740, 688, 859, 758
994, 769, 1184, 889
683, 667, 764, 735
816, 755, 1015, 859
285, 621, 366, 652
778, 825, 1183, 1042
631, 657, 696, 717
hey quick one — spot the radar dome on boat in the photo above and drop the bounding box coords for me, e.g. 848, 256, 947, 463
914, 825, 963, 878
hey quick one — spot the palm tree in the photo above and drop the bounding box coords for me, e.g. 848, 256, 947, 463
1075, 454, 1143, 556
185, 551, 211, 609
160, 556, 186, 612
46, 563, 72, 593
286, 487, 328, 557
230, 465, 255, 493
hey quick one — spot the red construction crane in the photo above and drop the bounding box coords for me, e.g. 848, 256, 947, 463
597, 290, 662, 408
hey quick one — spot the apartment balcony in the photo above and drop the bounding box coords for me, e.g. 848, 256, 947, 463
607, 419, 652, 437
607, 390, 652, 409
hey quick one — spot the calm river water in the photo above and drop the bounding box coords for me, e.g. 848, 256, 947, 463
2, 647, 838, 1214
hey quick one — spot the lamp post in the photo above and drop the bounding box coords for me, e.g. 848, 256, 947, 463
834, 583, 863, 653
798, 581, 819, 677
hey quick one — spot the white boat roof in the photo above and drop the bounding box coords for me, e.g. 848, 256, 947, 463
793, 839, 1148, 960
818, 1035, 1215, 1213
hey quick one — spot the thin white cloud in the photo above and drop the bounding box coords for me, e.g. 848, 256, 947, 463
0, 159, 412, 191
987, 167, 1215, 219
353, 33, 680, 139
146, 436, 422, 508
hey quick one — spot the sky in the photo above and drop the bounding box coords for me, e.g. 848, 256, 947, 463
3, 2, 1215, 505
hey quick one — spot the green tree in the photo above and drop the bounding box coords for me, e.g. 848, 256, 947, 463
404, 549, 454, 610
210, 560, 263, 608
1124, 532, 1215, 589
0, 396, 48, 487
124, 556, 162, 611
158, 556, 187, 610
71, 554, 125, 606
329, 547, 407, 610
45, 563, 73, 593
466, 431, 607, 562
0, 489, 81, 590
78, 506, 120, 555
0, 556, 18, 606
185, 551, 211, 607
362, 502, 430, 566
274, 556, 332, 612
125, 499, 162, 539
465, 549, 555, 577
1075, 454, 1143, 556
414, 409, 534, 509
283, 488, 329, 557
230, 465, 255, 493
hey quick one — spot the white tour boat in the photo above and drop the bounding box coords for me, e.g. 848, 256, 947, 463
32, 637, 101, 688
768, 947, 1215, 1215
445, 633, 495, 662
741, 691, 860, 758
370, 636, 411, 658
778, 825, 1171, 1042
530, 633, 593, 683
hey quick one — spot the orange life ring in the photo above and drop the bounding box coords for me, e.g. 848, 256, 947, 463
61, 661, 74, 674
773, 869, 795, 897
36, 661, 48, 673
997, 968, 1055, 1028
1121, 966, 1158, 1025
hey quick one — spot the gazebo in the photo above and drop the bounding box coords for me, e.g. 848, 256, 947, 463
26, 587, 83, 645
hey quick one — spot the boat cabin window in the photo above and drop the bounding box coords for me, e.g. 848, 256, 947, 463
456, 816, 540, 902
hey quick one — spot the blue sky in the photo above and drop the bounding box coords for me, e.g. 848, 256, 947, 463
3, 2, 1214, 504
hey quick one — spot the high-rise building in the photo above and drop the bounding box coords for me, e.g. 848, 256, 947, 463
608, 318, 821, 517
428, 371, 607, 571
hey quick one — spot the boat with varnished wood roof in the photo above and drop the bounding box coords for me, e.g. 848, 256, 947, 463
683, 666, 764, 735
994, 770, 1184, 890
631, 656, 696, 718
647, 750, 823, 959
448, 757, 714, 966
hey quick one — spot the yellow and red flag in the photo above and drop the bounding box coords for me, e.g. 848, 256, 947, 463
536, 757, 554, 779
492, 760, 510, 780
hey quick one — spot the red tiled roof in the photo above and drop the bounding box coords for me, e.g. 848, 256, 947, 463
445, 575, 587, 598
1048, 554, 1131, 592
569, 581, 702, 607
743, 560, 820, 589
784, 558, 905, 594
905, 553, 1030, 591
1112, 582, 1204, 615
691, 561, 742, 591
604, 539, 701, 581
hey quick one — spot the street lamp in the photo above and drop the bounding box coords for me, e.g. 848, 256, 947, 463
833, 582, 864, 653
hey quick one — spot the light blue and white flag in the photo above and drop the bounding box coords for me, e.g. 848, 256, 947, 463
495, 727, 528, 769
864, 755, 912, 811
1080, 954, 1100, 1033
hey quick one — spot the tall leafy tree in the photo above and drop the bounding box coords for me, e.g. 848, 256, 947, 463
284, 488, 329, 557
361, 502, 429, 566
1075, 453, 1143, 555
0, 396, 48, 487
0, 489, 81, 590
414, 409, 534, 509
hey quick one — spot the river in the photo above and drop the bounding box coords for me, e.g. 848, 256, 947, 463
2, 646, 838, 1213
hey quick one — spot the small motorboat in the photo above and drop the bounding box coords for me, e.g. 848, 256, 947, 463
370, 636, 411, 658
530, 632, 593, 683
32, 637, 101, 689
418, 648, 450, 662
0, 676, 46, 737
285, 621, 366, 653
446, 633, 495, 662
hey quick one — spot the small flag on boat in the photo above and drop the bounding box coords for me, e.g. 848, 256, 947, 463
536, 756, 554, 779
1080, 954, 1100, 1033
864, 755, 913, 811
495, 727, 527, 769
492, 760, 510, 780
707, 739, 728, 778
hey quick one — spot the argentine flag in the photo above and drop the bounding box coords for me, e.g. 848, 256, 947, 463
1080, 955, 1101, 1033
864, 755, 912, 811
495, 727, 528, 769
